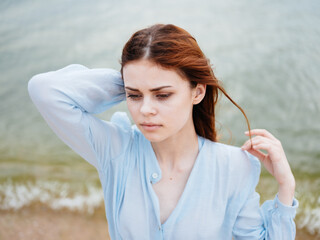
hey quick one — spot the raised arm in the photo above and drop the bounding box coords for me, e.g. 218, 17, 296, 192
28, 64, 131, 171
232, 145, 298, 239
242, 129, 296, 205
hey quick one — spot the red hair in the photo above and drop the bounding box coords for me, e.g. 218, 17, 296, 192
120, 24, 252, 142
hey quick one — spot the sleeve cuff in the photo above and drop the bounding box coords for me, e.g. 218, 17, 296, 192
273, 193, 299, 218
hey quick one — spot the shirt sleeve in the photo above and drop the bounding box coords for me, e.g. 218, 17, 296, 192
232, 152, 299, 240
27, 64, 132, 171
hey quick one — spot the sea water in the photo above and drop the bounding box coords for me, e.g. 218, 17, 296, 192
0, 0, 319, 236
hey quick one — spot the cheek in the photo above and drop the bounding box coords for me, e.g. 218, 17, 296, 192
126, 101, 139, 118
161, 96, 194, 122
166, 94, 193, 113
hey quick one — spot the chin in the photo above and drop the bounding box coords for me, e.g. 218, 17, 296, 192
140, 130, 167, 143
142, 133, 164, 143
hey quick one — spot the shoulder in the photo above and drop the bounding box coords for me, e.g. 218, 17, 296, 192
205, 140, 260, 168
219, 142, 260, 173
204, 140, 261, 191
105, 111, 134, 148
109, 112, 154, 147
110, 111, 132, 132
109, 111, 151, 146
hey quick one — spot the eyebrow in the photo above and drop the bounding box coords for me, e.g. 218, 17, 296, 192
125, 86, 173, 92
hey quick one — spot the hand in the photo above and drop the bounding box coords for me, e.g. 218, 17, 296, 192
241, 129, 296, 205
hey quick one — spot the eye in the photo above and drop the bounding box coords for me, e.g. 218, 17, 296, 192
156, 93, 172, 100
127, 94, 142, 100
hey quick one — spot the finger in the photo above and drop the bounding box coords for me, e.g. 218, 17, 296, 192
247, 148, 275, 175
252, 136, 274, 145
241, 137, 256, 150
246, 148, 267, 161
252, 142, 273, 153
241, 139, 253, 150
245, 129, 276, 140
243, 130, 275, 149
245, 129, 277, 141
241, 136, 273, 150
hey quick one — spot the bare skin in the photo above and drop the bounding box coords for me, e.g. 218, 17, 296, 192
151, 122, 199, 224
154, 128, 296, 224
123, 59, 296, 225
152, 163, 195, 224
241, 129, 296, 205
123, 60, 206, 224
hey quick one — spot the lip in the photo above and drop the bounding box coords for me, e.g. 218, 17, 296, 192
140, 122, 162, 131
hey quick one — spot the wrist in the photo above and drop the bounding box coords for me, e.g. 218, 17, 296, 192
278, 178, 296, 206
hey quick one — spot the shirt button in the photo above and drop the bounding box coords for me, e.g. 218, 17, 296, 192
275, 203, 278, 208
152, 173, 159, 179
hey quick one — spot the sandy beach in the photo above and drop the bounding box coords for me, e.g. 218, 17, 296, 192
0, 204, 110, 240
0, 204, 318, 240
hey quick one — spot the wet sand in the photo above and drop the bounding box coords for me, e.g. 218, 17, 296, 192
0, 204, 318, 240
0, 205, 110, 240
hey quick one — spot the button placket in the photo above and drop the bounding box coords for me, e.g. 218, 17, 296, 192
150, 172, 159, 184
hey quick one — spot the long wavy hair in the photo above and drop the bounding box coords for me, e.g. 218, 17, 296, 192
120, 23, 252, 142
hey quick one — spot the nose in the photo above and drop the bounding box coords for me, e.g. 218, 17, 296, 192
140, 97, 157, 116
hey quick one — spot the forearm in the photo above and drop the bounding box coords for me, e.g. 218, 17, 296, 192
28, 64, 127, 167
28, 64, 125, 114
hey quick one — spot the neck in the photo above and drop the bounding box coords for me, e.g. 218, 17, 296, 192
151, 122, 199, 172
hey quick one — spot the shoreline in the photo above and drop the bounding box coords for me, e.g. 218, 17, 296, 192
0, 204, 318, 240
0, 204, 110, 240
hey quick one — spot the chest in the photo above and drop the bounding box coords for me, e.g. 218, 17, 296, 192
116, 155, 233, 239
152, 170, 191, 224
117, 168, 230, 239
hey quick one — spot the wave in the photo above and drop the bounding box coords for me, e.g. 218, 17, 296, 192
0, 178, 319, 236
296, 191, 320, 236
0, 179, 103, 215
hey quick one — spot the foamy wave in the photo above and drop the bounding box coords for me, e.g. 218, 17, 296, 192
1, 178, 320, 236
295, 181, 320, 236
297, 197, 320, 236
0, 179, 103, 214
257, 175, 320, 236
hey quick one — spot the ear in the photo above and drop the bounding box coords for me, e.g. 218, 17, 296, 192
192, 84, 206, 105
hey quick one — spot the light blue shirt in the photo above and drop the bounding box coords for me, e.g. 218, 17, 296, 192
28, 64, 298, 239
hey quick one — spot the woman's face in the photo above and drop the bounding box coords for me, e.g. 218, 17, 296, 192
122, 59, 204, 143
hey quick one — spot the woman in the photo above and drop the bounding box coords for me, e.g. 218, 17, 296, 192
28, 24, 298, 239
